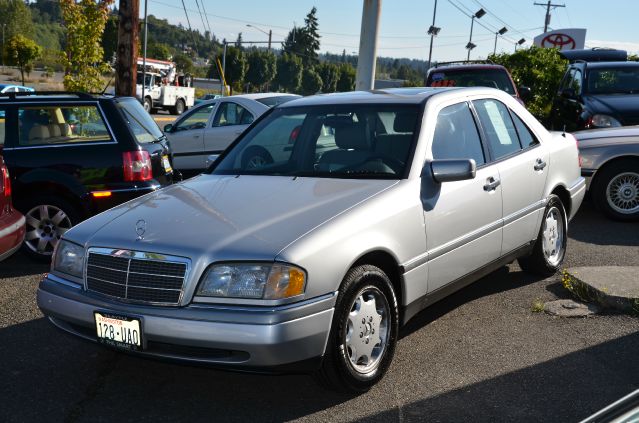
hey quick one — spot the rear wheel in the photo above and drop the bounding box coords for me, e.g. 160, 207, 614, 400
172, 99, 185, 115
592, 160, 639, 221
314, 265, 398, 393
19, 196, 80, 261
518, 194, 567, 276
241, 147, 273, 169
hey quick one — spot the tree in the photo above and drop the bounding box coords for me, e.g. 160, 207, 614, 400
245, 49, 276, 92
101, 15, 118, 63
317, 62, 339, 93
147, 43, 172, 61
0, 0, 34, 42
490, 46, 568, 122
301, 66, 322, 95
336, 63, 356, 92
235, 32, 243, 48
5, 35, 41, 86
274, 52, 303, 93
173, 53, 194, 74
223, 46, 246, 94
282, 7, 321, 66
60, 0, 114, 92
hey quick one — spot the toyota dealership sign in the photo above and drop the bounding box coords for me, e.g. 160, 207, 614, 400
533, 28, 586, 51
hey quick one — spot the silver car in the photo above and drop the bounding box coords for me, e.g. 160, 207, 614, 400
38, 87, 585, 392
574, 126, 639, 220
164, 93, 300, 172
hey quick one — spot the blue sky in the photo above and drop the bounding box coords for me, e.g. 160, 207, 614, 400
145, 0, 639, 61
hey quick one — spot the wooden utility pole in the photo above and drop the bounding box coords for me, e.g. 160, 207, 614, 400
534, 1, 565, 33
115, 0, 139, 96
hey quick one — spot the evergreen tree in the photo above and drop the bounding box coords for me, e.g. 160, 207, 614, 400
274, 52, 303, 93
301, 66, 322, 95
282, 7, 320, 66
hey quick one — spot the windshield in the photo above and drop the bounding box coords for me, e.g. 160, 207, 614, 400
136, 73, 154, 85
116, 98, 165, 143
212, 104, 420, 179
587, 66, 639, 94
255, 95, 301, 107
427, 68, 515, 94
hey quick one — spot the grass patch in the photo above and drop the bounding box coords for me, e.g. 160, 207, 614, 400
531, 298, 545, 313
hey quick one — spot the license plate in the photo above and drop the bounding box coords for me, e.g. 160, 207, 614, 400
94, 312, 142, 351
162, 155, 173, 173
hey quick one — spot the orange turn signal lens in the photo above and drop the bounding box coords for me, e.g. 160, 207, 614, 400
92, 191, 112, 198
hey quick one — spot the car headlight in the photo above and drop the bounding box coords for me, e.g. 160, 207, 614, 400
590, 114, 621, 128
53, 240, 85, 278
197, 263, 306, 300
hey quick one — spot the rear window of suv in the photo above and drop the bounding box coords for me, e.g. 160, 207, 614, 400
428, 68, 515, 94
18, 105, 112, 146
116, 99, 164, 144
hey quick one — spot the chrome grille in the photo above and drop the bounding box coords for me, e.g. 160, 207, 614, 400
86, 249, 188, 305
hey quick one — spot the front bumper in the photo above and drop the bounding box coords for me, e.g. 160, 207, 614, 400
568, 176, 587, 221
37, 275, 335, 373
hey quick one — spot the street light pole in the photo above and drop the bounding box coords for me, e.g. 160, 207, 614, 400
427, 0, 438, 67
466, 9, 485, 61
246, 24, 272, 51
142, 0, 148, 106
493, 27, 508, 56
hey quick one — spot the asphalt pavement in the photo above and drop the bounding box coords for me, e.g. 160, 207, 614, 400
1, 202, 638, 422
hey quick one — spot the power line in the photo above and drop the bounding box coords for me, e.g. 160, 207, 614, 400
198, 0, 213, 34
193, 0, 209, 35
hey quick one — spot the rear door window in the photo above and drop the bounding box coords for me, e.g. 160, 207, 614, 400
18, 104, 112, 146
472, 99, 522, 160
213, 102, 254, 126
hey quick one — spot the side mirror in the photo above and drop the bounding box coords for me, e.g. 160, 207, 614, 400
518, 86, 532, 102
429, 159, 476, 183
561, 88, 576, 99
163, 123, 173, 132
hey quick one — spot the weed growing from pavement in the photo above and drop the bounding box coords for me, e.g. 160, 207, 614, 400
561, 270, 596, 303
531, 298, 545, 313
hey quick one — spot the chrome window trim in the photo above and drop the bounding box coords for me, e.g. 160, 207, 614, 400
85, 247, 192, 306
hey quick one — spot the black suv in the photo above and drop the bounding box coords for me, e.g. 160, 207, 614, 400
550, 48, 639, 131
0, 92, 174, 259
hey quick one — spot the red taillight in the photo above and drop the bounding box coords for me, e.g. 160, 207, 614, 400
122, 150, 152, 182
288, 125, 301, 144
1, 165, 11, 198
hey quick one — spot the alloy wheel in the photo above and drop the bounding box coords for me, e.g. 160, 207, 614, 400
606, 172, 639, 215
24, 204, 72, 256
541, 205, 564, 266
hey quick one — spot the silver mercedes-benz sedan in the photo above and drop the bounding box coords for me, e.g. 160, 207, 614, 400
38, 87, 585, 392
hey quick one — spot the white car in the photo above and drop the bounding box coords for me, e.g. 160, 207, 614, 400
164, 93, 300, 172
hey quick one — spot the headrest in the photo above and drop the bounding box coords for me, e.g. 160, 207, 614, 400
29, 125, 50, 141
394, 112, 417, 133
48, 124, 61, 138
334, 124, 368, 150
59, 123, 72, 136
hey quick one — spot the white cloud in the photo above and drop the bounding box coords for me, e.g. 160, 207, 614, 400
586, 39, 639, 54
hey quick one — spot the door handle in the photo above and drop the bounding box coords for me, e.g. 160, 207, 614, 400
483, 177, 501, 191
534, 158, 547, 171
193, 135, 200, 139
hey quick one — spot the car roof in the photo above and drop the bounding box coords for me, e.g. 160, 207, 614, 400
580, 61, 639, 69
277, 88, 462, 107
232, 93, 301, 100
430, 64, 508, 72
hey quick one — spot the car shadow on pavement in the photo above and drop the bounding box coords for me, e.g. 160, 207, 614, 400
0, 251, 49, 278
0, 318, 355, 423
400, 266, 544, 340
353, 331, 639, 422
568, 205, 639, 247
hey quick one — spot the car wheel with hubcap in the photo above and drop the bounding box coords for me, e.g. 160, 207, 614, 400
518, 194, 567, 276
143, 97, 152, 113
593, 160, 639, 221
314, 264, 398, 393
19, 197, 79, 261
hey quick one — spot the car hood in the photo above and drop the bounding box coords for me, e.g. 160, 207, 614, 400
583, 94, 639, 120
69, 174, 397, 260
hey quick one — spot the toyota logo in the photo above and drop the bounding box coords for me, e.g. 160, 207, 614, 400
542, 33, 576, 50
135, 219, 147, 240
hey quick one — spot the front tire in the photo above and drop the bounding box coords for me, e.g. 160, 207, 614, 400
592, 159, 639, 221
518, 194, 567, 276
314, 265, 399, 393
143, 97, 152, 113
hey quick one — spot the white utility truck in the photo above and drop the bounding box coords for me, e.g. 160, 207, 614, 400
136, 58, 195, 115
